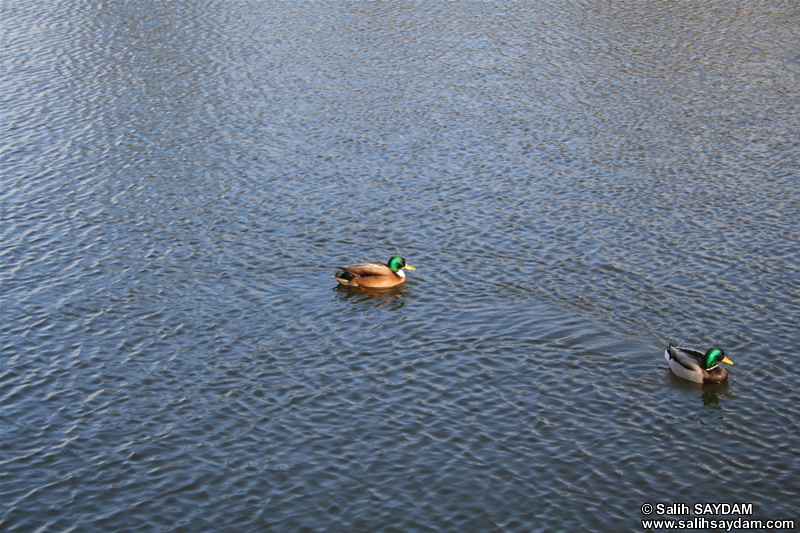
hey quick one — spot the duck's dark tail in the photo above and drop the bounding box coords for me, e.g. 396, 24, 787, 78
334, 271, 356, 281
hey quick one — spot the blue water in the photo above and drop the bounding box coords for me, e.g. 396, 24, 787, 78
2, 1, 799, 531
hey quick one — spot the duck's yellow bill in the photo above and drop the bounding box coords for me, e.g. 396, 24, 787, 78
722, 356, 734, 365
405, 263, 416, 271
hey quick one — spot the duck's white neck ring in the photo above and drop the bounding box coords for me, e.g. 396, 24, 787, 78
396, 269, 406, 278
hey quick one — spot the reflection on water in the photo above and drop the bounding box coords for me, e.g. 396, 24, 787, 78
669, 375, 732, 414
2, 0, 799, 531
334, 284, 411, 311
700, 388, 730, 413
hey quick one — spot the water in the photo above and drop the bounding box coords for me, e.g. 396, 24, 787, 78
2, 0, 799, 531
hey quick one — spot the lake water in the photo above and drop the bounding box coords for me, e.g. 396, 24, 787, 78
2, 0, 799, 531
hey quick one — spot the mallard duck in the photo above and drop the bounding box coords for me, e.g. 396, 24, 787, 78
334, 256, 416, 289
664, 344, 734, 384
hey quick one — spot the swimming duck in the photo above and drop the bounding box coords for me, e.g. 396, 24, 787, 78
334, 256, 416, 289
664, 344, 734, 384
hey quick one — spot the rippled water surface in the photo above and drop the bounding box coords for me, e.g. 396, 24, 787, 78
2, 0, 799, 531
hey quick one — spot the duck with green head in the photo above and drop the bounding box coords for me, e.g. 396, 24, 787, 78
334, 256, 416, 289
664, 344, 734, 384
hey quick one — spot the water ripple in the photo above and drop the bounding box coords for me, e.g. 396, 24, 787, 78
3, 0, 799, 531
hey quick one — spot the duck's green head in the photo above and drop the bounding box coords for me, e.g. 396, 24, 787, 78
387, 256, 415, 273
705, 348, 734, 369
